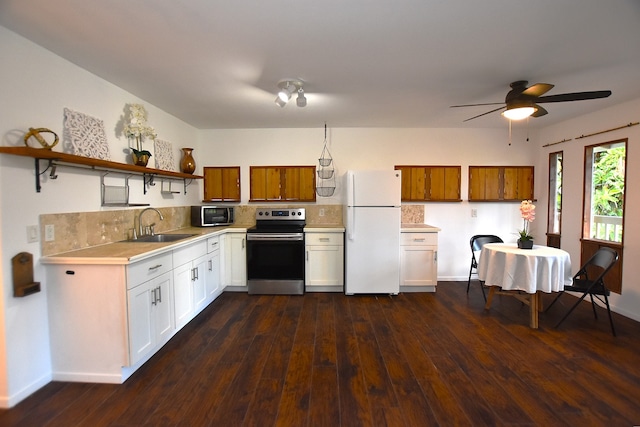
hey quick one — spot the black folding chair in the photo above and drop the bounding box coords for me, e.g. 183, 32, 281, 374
546, 247, 619, 336
467, 235, 503, 301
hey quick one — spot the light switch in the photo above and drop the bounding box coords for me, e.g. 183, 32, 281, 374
45, 224, 55, 242
27, 225, 39, 243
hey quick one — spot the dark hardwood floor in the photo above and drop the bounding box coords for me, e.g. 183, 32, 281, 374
3, 282, 640, 426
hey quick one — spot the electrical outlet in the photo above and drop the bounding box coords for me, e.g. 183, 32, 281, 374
45, 224, 55, 242
471, 208, 478, 218
27, 225, 39, 243
319, 208, 325, 217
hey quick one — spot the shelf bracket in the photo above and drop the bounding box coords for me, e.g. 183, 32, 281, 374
143, 173, 156, 194
34, 158, 56, 193
183, 178, 192, 195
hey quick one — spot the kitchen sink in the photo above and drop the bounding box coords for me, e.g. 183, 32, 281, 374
124, 233, 197, 243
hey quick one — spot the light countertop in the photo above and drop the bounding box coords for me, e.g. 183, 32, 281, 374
304, 226, 345, 232
401, 224, 441, 232
41, 225, 247, 264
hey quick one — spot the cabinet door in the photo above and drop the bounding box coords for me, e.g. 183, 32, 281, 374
205, 249, 221, 301
306, 245, 344, 287
203, 167, 241, 201
192, 255, 208, 313
154, 273, 174, 344
229, 234, 247, 286
400, 245, 437, 287
173, 262, 195, 329
127, 272, 173, 366
283, 166, 316, 201
128, 281, 154, 366
430, 166, 461, 201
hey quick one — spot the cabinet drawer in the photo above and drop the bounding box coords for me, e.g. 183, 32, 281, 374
400, 233, 437, 246
173, 240, 208, 266
207, 236, 220, 253
127, 252, 173, 289
305, 233, 344, 246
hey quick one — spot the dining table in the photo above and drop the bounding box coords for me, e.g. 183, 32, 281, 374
477, 242, 573, 328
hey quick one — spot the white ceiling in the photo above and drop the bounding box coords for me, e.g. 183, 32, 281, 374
2, 0, 639, 130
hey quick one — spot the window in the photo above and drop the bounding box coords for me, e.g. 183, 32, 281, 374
583, 140, 626, 243
581, 139, 626, 294
546, 152, 563, 248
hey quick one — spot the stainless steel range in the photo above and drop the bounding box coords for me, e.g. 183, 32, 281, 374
246, 208, 306, 295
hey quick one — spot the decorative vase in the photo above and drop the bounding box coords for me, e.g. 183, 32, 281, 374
517, 239, 534, 249
180, 147, 196, 174
132, 152, 149, 167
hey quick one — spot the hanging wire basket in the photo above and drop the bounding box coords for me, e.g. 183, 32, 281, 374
316, 122, 336, 197
316, 184, 335, 197
317, 168, 334, 179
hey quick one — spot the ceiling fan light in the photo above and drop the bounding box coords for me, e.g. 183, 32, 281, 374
502, 106, 536, 120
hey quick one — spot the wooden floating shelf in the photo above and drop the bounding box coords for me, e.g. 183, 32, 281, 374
0, 146, 202, 194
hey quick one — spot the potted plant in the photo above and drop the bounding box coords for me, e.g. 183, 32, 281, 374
517, 200, 536, 249
123, 104, 156, 166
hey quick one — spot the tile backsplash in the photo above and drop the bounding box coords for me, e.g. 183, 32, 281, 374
40, 204, 425, 256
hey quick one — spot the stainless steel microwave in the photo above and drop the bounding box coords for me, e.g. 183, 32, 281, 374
191, 206, 234, 227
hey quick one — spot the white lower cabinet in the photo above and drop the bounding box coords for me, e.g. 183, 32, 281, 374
221, 232, 247, 290
305, 231, 344, 292
173, 240, 208, 329
127, 271, 174, 366
400, 231, 438, 292
205, 236, 222, 302
44, 230, 239, 384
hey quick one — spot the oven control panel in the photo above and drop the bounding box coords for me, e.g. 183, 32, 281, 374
255, 208, 305, 220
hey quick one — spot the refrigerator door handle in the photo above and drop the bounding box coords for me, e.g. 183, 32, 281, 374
347, 206, 355, 240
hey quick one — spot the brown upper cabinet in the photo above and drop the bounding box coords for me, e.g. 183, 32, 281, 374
468, 166, 534, 201
203, 166, 241, 202
250, 166, 316, 202
395, 166, 461, 202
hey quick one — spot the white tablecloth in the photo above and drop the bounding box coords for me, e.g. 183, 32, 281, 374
477, 243, 573, 294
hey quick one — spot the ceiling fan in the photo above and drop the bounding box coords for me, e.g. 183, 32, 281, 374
451, 80, 612, 122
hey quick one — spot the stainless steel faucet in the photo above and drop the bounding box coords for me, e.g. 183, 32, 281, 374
137, 207, 164, 237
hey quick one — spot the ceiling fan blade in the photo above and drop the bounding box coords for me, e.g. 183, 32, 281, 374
450, 102, 504, 108
531, 105, 548, 118
536, 90, 612, 103
463, 106, 506, 122
521, 83, 554, 98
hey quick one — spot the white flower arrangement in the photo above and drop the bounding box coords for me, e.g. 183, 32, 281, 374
123, 104, 156, 156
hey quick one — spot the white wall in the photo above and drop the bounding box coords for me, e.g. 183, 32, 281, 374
197, 126, 538, 280
537, 98, 640, 323
0, 26, 201, 407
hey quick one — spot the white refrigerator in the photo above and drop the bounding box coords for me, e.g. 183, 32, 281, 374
344, 170, 401, 295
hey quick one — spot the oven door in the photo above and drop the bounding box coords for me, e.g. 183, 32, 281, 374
246, 232, 305, 294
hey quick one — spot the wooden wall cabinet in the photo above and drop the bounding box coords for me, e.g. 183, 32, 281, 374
249, 166, 316, 202
468, 166, 534, 201
203, 166, 241, 202
395, 166, 461, 201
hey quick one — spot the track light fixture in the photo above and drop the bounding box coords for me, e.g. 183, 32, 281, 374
296, 88, 307, 107
275, 79, 306, 108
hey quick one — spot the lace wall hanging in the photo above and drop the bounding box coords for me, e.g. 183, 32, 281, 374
63, 107, 111, 160
154, 139, 175, 171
